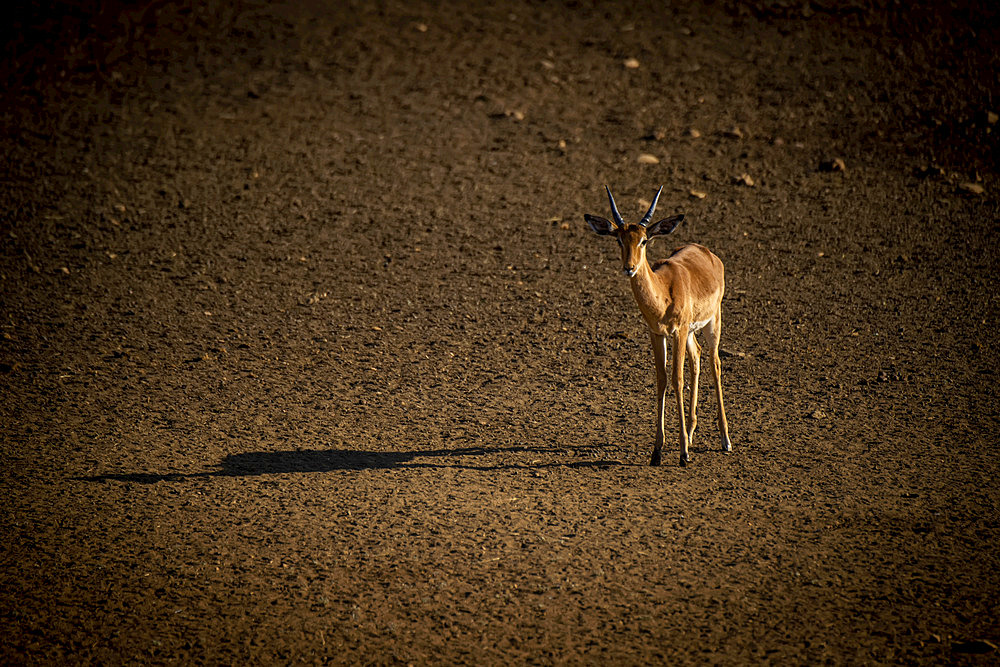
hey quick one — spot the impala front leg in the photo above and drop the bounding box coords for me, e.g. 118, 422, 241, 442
686, 331, 701, 449
650, 332, 668, 466
672, 330, 690, 466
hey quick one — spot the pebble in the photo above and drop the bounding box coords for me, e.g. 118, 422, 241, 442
916, 165, 944, 178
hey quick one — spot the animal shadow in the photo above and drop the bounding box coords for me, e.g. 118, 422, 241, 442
80, 444, 624, 484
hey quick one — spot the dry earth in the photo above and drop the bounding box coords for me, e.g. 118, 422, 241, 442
1, 1, 999, 664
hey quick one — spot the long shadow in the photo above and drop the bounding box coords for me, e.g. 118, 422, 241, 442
80, 444, 628, 484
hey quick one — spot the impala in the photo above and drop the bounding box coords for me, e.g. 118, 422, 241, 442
584, 186, 733, 466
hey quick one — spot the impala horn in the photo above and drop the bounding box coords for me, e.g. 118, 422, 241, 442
639, 185, 663, 227
605, 185, 625, 228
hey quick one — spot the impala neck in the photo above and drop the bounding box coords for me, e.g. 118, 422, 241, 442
628, 256, 672, 328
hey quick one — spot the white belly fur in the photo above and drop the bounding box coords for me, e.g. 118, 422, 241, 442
689, 318, 711, 333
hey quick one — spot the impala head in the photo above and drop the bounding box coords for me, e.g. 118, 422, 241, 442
584, 186, 684, 278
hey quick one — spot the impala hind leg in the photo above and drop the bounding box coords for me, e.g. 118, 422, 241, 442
649, 333, 669, 466
707, 315, 732, 452
672, 332, 690, 466
686, 331, 702, 449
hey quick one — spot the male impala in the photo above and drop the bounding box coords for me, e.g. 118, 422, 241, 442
584, 186, 732, 466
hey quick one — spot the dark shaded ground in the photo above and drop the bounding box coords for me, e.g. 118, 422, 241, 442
2, 0, 999, 663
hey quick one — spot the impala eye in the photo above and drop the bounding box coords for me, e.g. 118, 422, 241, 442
640, 239, 647, 247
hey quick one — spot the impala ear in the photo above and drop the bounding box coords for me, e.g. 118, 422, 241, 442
646, 214, 684, 237
584, 214, 617, 236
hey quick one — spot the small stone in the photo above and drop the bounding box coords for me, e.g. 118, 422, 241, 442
688, 128, 701, 138
734, 173, 755, 187
559, 222, 570, 230
623, 58, 640, 69
689, 189, 707, 199
724, 126, 743, 139
637, 153, 660, 165
819, 158, 846, 172
987, 111, 998, 125
958, 182, 985, 195
415, 22, 428, 32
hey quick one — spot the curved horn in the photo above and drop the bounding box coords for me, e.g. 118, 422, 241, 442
605, 185, 625, 227
639, 185, 663, 227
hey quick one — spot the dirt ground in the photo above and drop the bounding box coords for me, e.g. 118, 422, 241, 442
2, 0, 999, 663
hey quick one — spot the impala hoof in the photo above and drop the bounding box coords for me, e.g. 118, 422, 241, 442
650, 451, 662, 467
679, 454, 691, 467
722, 437, 733, 452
